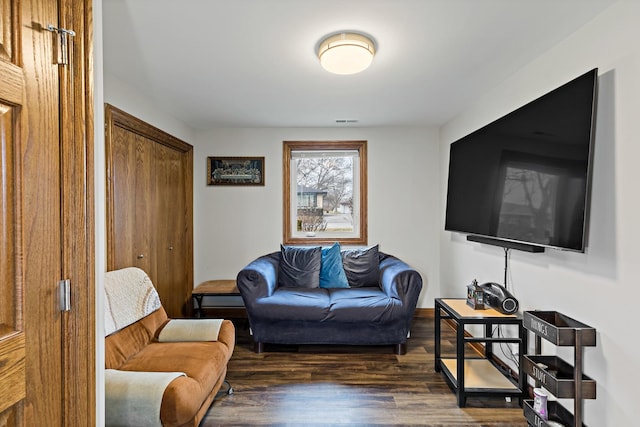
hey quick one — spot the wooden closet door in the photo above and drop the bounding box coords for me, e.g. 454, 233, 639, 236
108, 125, 156, 276
155, 143, 189, 317
106, 105, 194, 319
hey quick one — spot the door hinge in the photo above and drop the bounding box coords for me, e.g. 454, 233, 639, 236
46, 24, 76, 66
59, 279, 71, 312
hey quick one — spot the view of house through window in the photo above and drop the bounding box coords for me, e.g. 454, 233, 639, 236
283, 141, 367, 245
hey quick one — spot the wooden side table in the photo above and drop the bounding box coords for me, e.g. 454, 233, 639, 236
434, 298, 527, 407
191, 280, 240, 317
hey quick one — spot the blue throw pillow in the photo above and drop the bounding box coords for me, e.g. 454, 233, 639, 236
320, 242, 350, 289
278, 245, 322, 288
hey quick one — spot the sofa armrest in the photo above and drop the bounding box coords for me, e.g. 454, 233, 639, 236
105, 369, 185, 427
157, 319, 223, 342
236, 252, 280, 306
379, 254, 423, 307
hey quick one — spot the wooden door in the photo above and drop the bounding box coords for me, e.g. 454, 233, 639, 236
155, 143, 193, 317
0, 0, 95, 425
108, 125, 156, 275
106, 105, 193, 318
0, 0, 62, 422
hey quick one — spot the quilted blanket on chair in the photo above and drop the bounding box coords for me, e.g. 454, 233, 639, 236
104, 267, 161, 336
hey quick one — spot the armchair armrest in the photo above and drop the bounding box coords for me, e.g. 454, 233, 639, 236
105, 369, 185, 427
379, 254, 423, 309
236, 252, 280, 307
157, 319, 223, 342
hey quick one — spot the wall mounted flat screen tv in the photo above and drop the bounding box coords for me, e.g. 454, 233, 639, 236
445, 68, 598, 252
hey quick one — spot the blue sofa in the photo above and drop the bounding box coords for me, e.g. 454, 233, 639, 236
236, 245, 423, 354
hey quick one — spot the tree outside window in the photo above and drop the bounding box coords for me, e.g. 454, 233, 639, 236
283, 141, 367, 245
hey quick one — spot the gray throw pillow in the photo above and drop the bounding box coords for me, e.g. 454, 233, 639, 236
278, 245, 322, 288
341, 244, 379, 287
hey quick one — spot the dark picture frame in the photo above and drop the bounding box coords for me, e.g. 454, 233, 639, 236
207, 156, 265, 186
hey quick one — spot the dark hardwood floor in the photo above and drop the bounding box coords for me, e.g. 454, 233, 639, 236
203, 316, 528, 426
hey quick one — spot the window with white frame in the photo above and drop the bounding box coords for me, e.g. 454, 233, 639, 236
283, 140, 367, 245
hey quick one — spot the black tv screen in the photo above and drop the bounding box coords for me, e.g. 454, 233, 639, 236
445, 69, 598, 252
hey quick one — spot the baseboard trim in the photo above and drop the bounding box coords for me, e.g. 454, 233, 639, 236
413, 308, 434, 318
208, 307, 482, 324
198, 307, 247, 318
210, 307, 435, 319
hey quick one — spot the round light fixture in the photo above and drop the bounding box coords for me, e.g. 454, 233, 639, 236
317, 32, 376, 75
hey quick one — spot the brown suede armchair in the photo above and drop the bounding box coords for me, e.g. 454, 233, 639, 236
104, 267, 235, 427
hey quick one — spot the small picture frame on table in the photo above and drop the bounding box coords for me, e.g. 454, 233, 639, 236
207, 156, 265, 186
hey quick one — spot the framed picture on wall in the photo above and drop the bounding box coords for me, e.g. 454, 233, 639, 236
207, 156, 265, 186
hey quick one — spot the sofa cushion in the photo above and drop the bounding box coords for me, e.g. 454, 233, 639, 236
105, 307, 169, 370
278, 245, 322, 288
254, 288, 331, 321
342, 244, 380, 288
320, 242, 350, 289
326, 288, 403, 323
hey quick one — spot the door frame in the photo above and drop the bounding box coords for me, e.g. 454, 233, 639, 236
59, 0, 96, 423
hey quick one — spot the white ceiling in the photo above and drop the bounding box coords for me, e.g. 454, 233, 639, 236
102, 0, 616, 129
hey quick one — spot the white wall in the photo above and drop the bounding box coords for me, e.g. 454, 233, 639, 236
193, 127, 440, 308
104, 72, 195, 144
440, 1, 640, 425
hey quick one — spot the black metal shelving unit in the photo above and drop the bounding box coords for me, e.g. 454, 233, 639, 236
522, 311, 596, 427
434, 298, 527, 407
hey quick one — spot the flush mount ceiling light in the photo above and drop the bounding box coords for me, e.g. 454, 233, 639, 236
317, 32, 376, 75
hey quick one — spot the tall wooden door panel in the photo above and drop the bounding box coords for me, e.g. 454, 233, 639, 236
22, 2, 67, 422
135, 134, 156, 276
106, 105, 193, 318
109, 125, 137, 271
0, 0, 95, 424
109, 125, 155, 275
0, 0, 63, 423
156, 143, 186, 316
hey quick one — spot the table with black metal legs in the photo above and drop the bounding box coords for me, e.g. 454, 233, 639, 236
434, 298, 527, 407
191, 280, 241, 317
